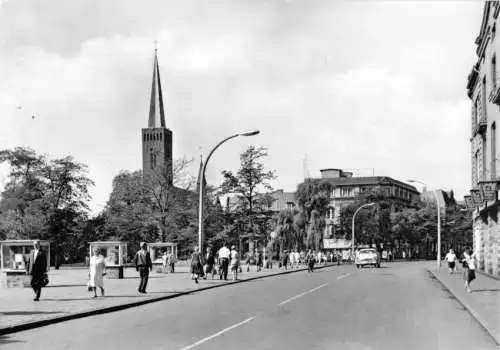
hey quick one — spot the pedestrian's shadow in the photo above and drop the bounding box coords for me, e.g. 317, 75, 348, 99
1, 311, 64, 316
472, 289, 500, 292
46, 284, 87, 288
0, 335, 24, 345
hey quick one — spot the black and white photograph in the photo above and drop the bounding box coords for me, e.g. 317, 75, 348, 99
0, 1, 499, 349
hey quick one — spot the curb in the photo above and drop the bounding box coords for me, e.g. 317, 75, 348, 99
426, 268, 500, 346
0, 264, 336, 336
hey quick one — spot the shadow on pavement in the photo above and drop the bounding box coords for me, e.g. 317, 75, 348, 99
472, 289, 500, 293
1, 311, 65, 316
0, 335, 24, 344
46, 284, 87, 288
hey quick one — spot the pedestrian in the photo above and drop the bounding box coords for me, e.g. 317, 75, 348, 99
168, 252, 175, 273
218, 243, 230, 281
204, 247, 215, 280
289, 249, 296, 269
134, 242, 152, 293
88, 247, 106, 298
27, 240, 48, 302
462, 247, 477, 293
388, 250, 393, 262
230, 245, 240, 281
281, 250, 289, 270
307, 250, 315, 272
294, 250, 301, 269
445, 248, 457, 274
257, 250, 263, 272
190, 246, 204, 284
162, 250, 168, 273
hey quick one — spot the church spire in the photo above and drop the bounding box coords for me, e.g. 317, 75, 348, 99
148, 49, 166, 128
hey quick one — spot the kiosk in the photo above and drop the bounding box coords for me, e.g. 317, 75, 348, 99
148, 242, 177, 273
0, 240, 50, 288
89, 241, 127, 279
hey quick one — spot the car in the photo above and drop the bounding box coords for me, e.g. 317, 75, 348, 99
355, 248, 381, 268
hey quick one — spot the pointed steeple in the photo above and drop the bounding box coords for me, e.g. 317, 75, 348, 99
148, 49, 166, 128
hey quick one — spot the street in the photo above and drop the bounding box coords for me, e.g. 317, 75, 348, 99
0, 263, 496, 350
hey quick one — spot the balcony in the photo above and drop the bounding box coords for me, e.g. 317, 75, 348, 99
489, 84, 500, 105
474, 119, 487, 135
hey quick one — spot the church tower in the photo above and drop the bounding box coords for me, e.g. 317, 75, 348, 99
142, 49, 173, 185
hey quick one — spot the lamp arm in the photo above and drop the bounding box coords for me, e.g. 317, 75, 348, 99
201, 134, 240, 176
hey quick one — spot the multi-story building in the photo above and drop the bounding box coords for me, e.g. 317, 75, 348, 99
318, 168, 419, 238
466, 2, 500, 277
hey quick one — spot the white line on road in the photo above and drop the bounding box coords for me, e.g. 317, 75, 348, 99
336, 272, 352, 281
278, 283, 329, 306
180, 316, 255, 350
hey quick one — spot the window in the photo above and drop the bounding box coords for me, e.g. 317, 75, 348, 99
492, 122, 497, 179
475, 150, 481, 184
340, 187, 353, 197
492, 55, 497, 89
483, 77, 487, 121
474, 98, 479, 125
150, 148, 157, 169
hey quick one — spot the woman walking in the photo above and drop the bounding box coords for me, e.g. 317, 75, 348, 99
190, 247, 204, 284
204, 247, 215, 280
88, 247, 106, 298
230, 245, 240, 281
462, 247, 477, 293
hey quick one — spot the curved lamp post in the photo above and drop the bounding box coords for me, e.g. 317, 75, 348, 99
198, 130, 260, 253
408, 179, 441, 268
351, 202, 376, 260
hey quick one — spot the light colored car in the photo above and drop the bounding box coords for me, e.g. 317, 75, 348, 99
355, 248, 381, 268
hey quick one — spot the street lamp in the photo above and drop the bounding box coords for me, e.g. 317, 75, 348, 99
408, 179, 441, 268
198, 130, 260, 253
351, 202, 376, 260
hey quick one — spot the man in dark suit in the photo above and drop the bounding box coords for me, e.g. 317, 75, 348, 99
27, 240, 47, 301
133, 242, 152, 293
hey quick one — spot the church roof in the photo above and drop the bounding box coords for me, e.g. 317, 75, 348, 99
148, 50, 166, 128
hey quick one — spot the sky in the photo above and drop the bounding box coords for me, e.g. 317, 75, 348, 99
0, 0, 484, 214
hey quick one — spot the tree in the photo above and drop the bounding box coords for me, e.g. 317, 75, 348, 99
294, 179, 333, 250
104, 157, 201, 256
220, 146, 276, 249
0, 147, 94, 266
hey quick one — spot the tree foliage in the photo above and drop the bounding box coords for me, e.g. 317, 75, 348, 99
0, 147, 94, 265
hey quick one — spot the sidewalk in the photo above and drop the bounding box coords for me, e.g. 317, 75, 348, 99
427, 266, 500, 345
0, 263, 332, 335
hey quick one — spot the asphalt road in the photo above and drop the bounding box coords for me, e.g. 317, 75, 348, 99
0, 263, 496, 350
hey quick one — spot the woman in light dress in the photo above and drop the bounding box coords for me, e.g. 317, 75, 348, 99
230, 245, 240, 281
88, 247, 106, 298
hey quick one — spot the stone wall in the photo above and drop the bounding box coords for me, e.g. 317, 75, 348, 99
473, 207, 500, 277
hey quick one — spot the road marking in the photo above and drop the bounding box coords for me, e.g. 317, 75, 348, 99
278, 283, 329, 306
336, 272, 352, 281
180, 316, 255, 350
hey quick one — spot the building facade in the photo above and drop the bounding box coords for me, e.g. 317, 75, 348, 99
466, 2, 500, 277
318, 168, 419, 239
142, 50, 173, 185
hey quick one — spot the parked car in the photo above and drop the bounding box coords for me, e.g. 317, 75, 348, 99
355, 248, 381, 268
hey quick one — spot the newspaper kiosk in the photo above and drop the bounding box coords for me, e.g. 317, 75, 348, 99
89, 241, 127, 279
0, 240, 50, 288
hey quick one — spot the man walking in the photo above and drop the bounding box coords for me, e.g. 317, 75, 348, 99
27, 240, 48, 301
134, 242, 152, 293
218, 243, 230, 281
